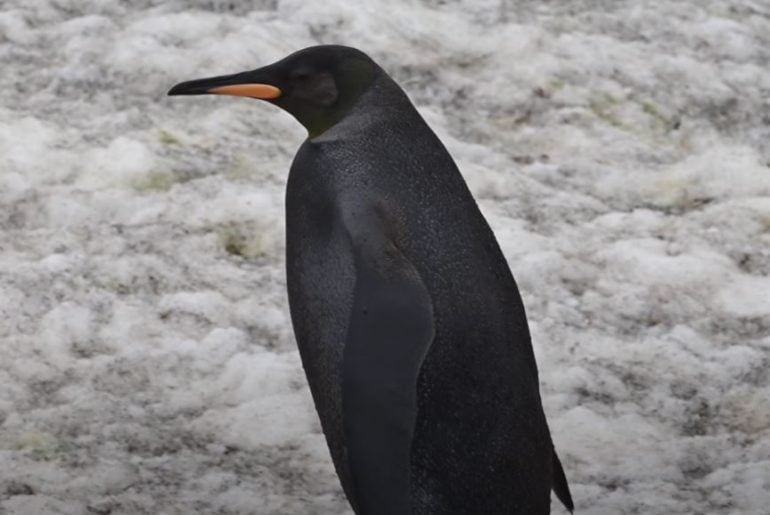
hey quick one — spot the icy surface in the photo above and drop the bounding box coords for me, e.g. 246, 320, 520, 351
2, 1, 770, 514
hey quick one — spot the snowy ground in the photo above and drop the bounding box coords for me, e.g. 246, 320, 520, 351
1, 1, 769, 514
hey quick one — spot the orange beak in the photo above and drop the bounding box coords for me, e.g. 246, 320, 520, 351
168, 72, 282, 100
208, 84, 282, 99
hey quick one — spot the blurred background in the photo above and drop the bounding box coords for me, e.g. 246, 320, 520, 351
1, 1, 769, 513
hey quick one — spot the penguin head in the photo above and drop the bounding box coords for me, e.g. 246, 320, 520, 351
168, 45, 378, 137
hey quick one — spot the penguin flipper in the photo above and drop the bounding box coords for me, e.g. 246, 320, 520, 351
341, 207, 434, 515
552, 450, 574, 513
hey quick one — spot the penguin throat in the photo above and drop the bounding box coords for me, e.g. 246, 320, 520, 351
305, 108, 351, 139
303, 60, 376, 139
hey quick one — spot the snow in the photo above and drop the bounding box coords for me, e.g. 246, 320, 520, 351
1, 0, 769, 514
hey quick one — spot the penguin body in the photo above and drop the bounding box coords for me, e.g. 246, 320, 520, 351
169, 45, 573, 514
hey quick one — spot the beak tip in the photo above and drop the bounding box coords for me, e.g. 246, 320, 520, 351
167, 83, 189, 96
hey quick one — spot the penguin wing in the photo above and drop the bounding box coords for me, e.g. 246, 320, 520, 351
341, 203, 434, 514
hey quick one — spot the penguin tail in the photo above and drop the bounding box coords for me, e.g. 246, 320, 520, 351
552, 450, 574, 513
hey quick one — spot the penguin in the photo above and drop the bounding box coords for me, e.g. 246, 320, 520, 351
169, 45, 573, 514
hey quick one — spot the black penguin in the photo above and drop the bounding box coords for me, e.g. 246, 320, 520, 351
169, 45, 573, 514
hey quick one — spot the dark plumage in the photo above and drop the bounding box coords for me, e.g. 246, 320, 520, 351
169, 45, 573, 514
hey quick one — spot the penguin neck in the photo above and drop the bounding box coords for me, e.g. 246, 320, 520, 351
308, 72, 417, 143
301, 60, 380, 139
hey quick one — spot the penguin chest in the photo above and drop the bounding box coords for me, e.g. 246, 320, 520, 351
284, 187, 357, 486
285, 188, 355, 351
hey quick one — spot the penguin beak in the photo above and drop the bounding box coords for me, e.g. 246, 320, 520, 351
167, 71, 282, 99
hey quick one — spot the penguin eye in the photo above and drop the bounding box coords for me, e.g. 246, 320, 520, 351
292, 70, 313, 82
291, 70, 338, 106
